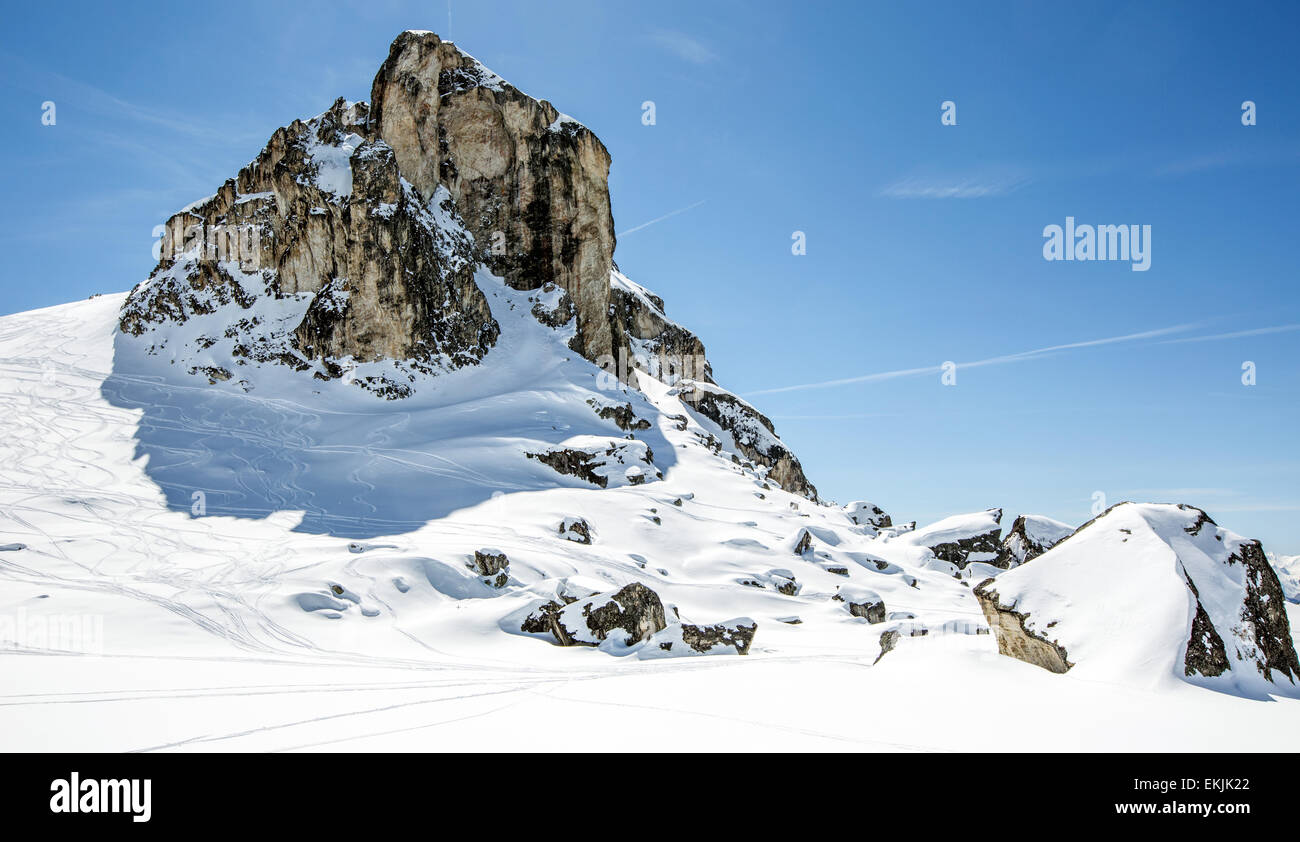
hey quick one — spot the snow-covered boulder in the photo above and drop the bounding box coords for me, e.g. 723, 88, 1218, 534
586, 397, 651, 432
832, 585, 886, 623
974, 503, 1300, 687
469, 548, 509, 587
525, 436, 659, 488
994, 514, 1074, 569
788, 527, 818, 557
518, 582, 667, 650
905, 508, 1003, 569
558, 517, 593, 544
844, 500, 892, 531
739, 568, 800, 596
642, 618, 758, 658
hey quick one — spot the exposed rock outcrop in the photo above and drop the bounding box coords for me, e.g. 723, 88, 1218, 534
993, 514, 1074, 569
370, 30, 616, 360
586, 397, 651, 432
120, 98, 501, 399
520, 582, 667, 648
973, 581, 1073, 674
607, 269, 713, 385
682, 381, 817, 501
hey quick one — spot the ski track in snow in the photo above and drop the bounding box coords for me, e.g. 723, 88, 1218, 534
1, 293, 1299, 751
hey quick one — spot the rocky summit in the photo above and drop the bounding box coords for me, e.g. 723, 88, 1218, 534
117, 29, 815, 497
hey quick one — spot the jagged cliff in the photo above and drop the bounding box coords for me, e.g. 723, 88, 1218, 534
117, 30, 816, 498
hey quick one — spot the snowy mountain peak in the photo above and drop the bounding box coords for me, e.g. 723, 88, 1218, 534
115, 30, 816, 499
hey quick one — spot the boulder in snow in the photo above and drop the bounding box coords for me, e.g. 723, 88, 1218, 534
906, 508, 1003, 569
470, 548, 510, 587
526, 436, 659, 489
519, 582, 667, 649
844, 501, 892, 532
643, 618, 758, 658
974, 503, 1300, 686
832, 585, 886, 623
558, 517, 593, 544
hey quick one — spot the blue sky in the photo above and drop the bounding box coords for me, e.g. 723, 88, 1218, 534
3, 1, 1299, 550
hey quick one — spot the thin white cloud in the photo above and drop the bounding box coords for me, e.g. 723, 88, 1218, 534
1158, 324, 1300, 344
649, 29, 719, 65
617, 199, 707, 237
1155, 153, 1235, 177
745, 323, 1199, 397
878, 175, 1030, 199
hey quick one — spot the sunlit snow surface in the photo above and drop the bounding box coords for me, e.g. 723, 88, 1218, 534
1, 291, 1298, 752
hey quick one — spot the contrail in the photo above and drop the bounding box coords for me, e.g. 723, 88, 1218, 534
617, 199, 707, 237
745, 323, 1200, 397
1157, 323, 1300, 344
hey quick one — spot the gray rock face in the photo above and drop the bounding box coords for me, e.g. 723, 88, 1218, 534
972, 581, 1073, 674
370, 31, 616, 361
520, 582, 667, 648
608, 271, 713, 385
120, 97, 501, 398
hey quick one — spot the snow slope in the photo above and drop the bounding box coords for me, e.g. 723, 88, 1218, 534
976, 503, 1298, 695
2, 293, 1299, 750
1270, 554, 1300, 603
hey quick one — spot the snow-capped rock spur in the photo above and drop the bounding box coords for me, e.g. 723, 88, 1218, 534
974, 503, 1299, 689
